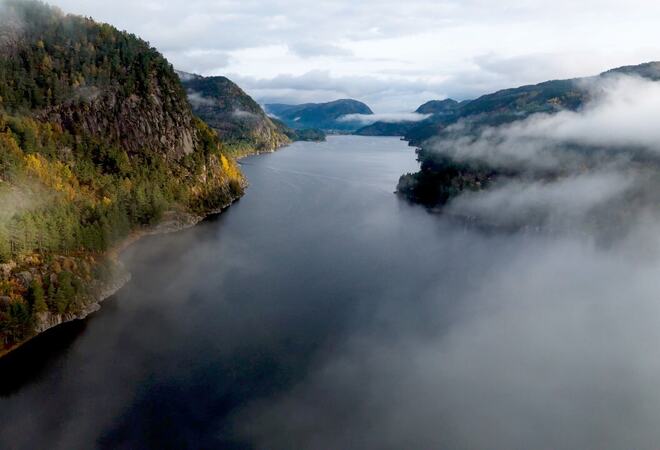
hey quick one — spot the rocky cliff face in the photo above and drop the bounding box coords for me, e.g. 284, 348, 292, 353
40, 86, 195, 160
0, 1, 229, 165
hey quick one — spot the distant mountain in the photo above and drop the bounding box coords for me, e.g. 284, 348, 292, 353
266, 99, 373, 132
177, 72, 290, 156
356, 79, 584, 139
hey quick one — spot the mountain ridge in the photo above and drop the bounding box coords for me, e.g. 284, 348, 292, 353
396, 60, 660, 212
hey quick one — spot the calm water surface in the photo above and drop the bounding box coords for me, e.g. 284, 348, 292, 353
3, 136, 659, 450
0, 137, 455, 448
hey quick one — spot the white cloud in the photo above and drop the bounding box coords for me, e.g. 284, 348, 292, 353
447, 172, 634, 230
231, 215, 660, 450
338, 112, 431, 124
45, 0, 660, 111
186, 91, 216, 108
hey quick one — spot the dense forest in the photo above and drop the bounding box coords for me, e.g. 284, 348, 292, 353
0, 0, 245, 351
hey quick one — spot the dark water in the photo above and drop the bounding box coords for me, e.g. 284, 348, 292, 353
3, 136, 660, 450
0, 137, 438, 448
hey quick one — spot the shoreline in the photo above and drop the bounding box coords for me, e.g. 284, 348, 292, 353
0, 197, 241, 360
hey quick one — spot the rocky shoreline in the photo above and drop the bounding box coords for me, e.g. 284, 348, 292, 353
0, 197, 241, 359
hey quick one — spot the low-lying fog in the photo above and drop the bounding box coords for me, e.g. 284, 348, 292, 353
3, 96, 660, 449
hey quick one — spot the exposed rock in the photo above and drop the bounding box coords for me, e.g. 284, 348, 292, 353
40, 84, 196, 161
0, 262, 16, 280
34, 265, 131, 334
16, 271, 32, 288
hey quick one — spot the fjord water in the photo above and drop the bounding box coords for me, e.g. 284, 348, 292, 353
3, 136, 660, 449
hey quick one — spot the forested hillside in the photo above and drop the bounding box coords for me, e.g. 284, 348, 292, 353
0, 0, 245, 352
178, 71, 292, 157
397, 62, 660, 222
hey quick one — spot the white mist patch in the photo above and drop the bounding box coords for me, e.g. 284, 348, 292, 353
232, 109, 260, 121
447, 171, 634, 228
233, 217, 660, 450
0, 2, 26, 53
338, 112, 431, 125
186, 91, 216, 107
0, 184, 42, 227
526, 75, 660, 149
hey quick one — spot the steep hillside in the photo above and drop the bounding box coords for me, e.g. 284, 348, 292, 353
178, 71, 291, 157
360, 77, 589, 141
266, 99, 373, 132
0, 1, 245, 353
415, 99, 463, 115
397, 62, 660, 213
402, 78, 589, 146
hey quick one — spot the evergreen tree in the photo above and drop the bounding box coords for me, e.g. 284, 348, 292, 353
55, 271, 75, 315
26, 279, 47, 315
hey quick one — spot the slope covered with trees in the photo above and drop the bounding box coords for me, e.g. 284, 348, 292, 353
179, 71, 325, 157
397, 62, 660, 209
178, 71, 292, 157
0, 0, 245, 352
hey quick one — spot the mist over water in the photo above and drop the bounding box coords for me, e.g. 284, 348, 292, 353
2, 136, 660, 449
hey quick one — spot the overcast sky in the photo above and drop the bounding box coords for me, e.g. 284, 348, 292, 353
47, 0, 660, 112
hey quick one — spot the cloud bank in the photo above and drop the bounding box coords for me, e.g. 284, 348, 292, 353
338, 112, 430, 125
